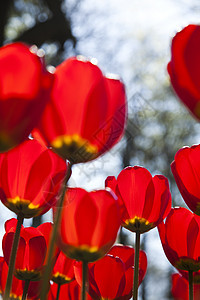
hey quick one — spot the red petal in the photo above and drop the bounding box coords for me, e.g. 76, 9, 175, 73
108, 244, 134, 270
27, 235, 47, 270
0, 42, 54, 150
2, 232, 26, 270
171, 145, 200, 214
97, 76, 127, 153
147, 175, 171, 225
165, 208, 194, 258
117, 166, 153, 219
92, 255, 125, 299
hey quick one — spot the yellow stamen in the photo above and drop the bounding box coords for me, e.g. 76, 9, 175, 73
123, 216, 154, 233
51, 134, 98, 163
6, 196, 41, 218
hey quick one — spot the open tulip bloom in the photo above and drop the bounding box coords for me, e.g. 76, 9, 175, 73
106, 165, 171, 300
0, 138, 67, 218
33, 56, 127, 164
105, 166, 171, 234
158, 207, 200, 300
57, 187, 121, 300
58, 187, 121, 262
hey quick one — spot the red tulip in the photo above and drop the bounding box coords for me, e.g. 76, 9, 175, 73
0, 42, 54, 152
2, 218, 52, 281
108, 244, 147, 286
74, 255, 126, 300
48, 280, 93, 300
33, 56, 127, 163
167, 24, 200, 120
52, 250, 75, 284
105, 166, 171, 233
58, 187, 121, 262
74, 245, 147, 300
0, 138, 67, 218
171, 144, 200, 215
158, 207, 200, 274
0, 257, 40, 299
172, 273, 200, 300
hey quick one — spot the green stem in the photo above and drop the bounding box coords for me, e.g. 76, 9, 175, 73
3, 213, 24, 300
133, 231, 140, 300
22, 279, 30, 300
40, 162, 72, 300
188, 270, 193, 300
55, 283, 61, 300
81, 261, 88, 300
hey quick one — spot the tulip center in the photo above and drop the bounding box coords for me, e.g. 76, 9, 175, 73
51, 134, 98, 163
52, 272, 73, 285
123, 216, 154, 233
64, 244, 102, 262
15, 268, 42, 281
175, 258, 200, 272
9, 293, 21, 300
6, 196, 41, 218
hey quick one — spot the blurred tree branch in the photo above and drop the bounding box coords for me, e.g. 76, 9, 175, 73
0, 0, 76, 53
0, 0, 13, 46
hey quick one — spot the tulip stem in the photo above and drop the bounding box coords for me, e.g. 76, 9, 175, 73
133, 230, 140, 300
40, 162, 72, 300
81, 261, 88, 300
3, 213, 24, 300
22, 279, 30, 300
188, 270, 193, 300
56, 283, 61, 300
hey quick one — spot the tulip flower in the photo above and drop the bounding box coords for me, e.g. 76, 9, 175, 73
0, 42, 54, 152
171, 144, 200, 215
0, 138, 66, 300
0, 138, 67, 218
108, 244, 147, 287
106, 166, 171, 300
172, 273, 200, 300
57, 187, 121, 300
74, 255, 126, 300
33, 56, 127, 163
51, 251, 75, 300
74, 244, 147, 300
105, 166, 171, 233
48, 280, 93, 300
2, 219, 53, 282
52, 250, 75, 285
158, 207, 200, 300
0, 257, 40, 299
167, 24, 200, 120
58, 188, 120, 262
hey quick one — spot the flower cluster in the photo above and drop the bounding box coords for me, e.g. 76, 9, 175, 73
1, 21, 200, 300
